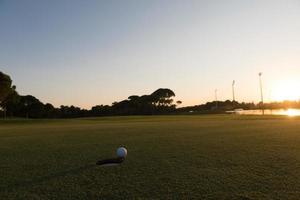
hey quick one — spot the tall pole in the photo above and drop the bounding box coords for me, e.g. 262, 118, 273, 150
215, 89, 218, 109
232, 80, 235, 102
259, 72, 264, 115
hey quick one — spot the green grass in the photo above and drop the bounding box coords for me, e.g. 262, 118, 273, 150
1, 115, 300, 199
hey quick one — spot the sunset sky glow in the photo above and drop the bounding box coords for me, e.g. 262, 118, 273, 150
1, 0, 300, 108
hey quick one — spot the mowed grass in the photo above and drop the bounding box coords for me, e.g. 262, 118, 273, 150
1, 115, 300, 199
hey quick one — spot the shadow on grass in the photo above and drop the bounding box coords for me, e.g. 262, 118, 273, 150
1, 163, 97, 192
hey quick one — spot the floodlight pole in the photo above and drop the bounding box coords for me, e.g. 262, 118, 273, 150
259, 72, 264, 115
232, 80, 235, 102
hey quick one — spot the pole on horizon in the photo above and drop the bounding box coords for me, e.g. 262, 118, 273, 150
215, 89, 218, 109
259, 72, 264, 115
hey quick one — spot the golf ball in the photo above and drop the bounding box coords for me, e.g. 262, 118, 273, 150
117, 147, 127, 158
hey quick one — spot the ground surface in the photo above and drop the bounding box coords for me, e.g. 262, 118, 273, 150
1, 115, 300, 199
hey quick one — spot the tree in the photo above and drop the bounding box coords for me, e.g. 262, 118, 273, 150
2, 86, 20, 117
91, 105, 111, 116
0, 72, 16, 118
0, 72, 12, 103
128, 95, 139, 101
19, 95, 45, 118
150, 88, 175, 106
176, 100, 182, 106
0, 72, 180, 118
44, 103, 57, 118
59, 105, 85, 118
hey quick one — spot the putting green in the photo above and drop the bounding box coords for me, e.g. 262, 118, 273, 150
1, 115, 300, 199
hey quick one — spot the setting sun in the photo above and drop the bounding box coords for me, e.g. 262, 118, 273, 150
271, 80, 300, 102
285, 109, 300, 117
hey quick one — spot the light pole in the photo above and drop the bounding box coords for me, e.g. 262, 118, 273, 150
259, 72, 264, 115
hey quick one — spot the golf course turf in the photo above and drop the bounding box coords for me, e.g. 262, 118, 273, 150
1, 115, 300, 199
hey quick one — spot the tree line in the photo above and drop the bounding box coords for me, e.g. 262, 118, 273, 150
1, 71, 300, 118
0, 71, 179, 118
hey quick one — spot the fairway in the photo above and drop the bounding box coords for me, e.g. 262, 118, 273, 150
1, 115, 300, 199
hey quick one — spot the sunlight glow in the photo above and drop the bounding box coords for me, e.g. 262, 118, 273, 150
271, 80, 300, 102
285, 109, 300, 117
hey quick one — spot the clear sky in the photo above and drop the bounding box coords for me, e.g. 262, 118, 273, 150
1, 0, 300, 108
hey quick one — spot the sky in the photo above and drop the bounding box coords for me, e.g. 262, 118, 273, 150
1, 0, 300, 109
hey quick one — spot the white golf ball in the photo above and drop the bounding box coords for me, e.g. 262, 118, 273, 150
117, 147, 127, 158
